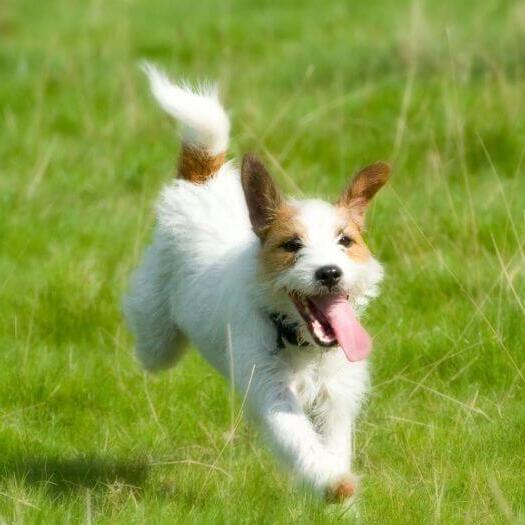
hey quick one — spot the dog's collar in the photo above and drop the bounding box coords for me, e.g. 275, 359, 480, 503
269, 313, 309, 353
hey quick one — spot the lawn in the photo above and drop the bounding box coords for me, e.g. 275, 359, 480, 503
1, 0, 524, 522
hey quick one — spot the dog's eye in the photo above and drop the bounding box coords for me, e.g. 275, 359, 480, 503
281, 237, 303, 253
338, 235, 354, 248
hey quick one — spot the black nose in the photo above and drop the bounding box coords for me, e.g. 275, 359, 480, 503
315, 265, 342, 288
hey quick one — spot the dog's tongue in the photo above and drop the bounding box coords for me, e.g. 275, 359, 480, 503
311, 294, 372, 362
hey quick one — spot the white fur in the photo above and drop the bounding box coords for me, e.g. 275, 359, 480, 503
124, 68, 384, 497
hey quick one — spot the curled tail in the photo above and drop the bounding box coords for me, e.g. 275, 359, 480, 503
142, 63, 230, 183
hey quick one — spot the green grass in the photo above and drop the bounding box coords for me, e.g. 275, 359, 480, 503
1, 0, 524, 522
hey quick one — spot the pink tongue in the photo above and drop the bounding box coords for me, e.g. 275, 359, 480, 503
311, 295, 372, 362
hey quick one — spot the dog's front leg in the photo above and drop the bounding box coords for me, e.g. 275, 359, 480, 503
253, 383, 350, 497
321, 407, 357, 502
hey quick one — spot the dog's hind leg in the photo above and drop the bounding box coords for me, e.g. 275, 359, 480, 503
124, 241, 186, 371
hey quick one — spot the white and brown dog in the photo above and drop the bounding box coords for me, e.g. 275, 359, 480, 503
124, 65, 390, 503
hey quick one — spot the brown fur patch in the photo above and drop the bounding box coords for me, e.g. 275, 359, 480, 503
337, 161, 391, 229
340, 162, 391, 206
178, 145, 225, 183
325, 474, 356, 503
260, 204, 304, 277
241, 154, 283, 237
337, 208, 371, 263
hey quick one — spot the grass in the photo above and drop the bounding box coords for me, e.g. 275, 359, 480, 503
1, 0, 524, 522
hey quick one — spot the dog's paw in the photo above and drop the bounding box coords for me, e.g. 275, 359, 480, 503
325, 473, 357, 504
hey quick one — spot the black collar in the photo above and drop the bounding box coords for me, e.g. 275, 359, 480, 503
269, 313, 309, 352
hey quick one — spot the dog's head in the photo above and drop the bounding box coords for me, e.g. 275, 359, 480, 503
241, 154, 390, 361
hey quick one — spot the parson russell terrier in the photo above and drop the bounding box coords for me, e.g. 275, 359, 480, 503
124, 64, 391, 503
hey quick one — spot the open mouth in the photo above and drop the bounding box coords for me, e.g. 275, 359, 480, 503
290, 292, 339, 347
289, 291, 372, 362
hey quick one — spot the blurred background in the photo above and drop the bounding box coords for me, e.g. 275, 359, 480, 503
1, 0, 524, 522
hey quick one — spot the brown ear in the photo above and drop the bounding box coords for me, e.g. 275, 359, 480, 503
337, 161, 391, 228
241, 153, 283, 238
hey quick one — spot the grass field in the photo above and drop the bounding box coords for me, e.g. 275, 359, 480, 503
1, 0, 525, 522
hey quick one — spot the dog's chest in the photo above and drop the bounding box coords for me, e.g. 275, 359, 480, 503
283, 347, 369, 422
286, 350, 341, 410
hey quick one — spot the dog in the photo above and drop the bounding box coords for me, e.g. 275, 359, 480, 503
124, 64, 390, 503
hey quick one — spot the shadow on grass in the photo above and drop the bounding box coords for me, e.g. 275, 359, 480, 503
0, 455, 149, 496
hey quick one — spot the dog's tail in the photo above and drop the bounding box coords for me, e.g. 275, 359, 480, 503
142, 63, 229, 184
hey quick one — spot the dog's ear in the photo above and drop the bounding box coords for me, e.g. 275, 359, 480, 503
241, 153, 283, 239
337, 162, 391, 229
